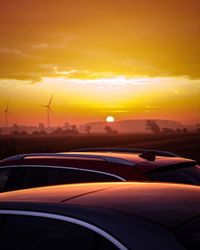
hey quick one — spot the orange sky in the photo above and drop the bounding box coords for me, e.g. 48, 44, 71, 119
0, 0, 200, 126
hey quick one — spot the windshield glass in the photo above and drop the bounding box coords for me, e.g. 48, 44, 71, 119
147, 165, 200, 185
175, 217, 200, 250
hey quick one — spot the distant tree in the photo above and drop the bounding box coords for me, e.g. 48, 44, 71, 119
20, 131, 28, 136
105, 126, 118, 135
105, 126, 112, 134
39, 130, 47, 135
162, 128, 175, 134
52, 127, 64, 135
71, 125, 79, 135
182, 127, 188, 133
85, 125, 92, 135
12, 124, 20, 133
112, 129, 118, 134
196, 128, 200, 133
145, 120, 160, 134
176, 128, 182, 134
11, 131, 20, 136
64, 122, 70, 130
32, 131, 39, 135
11, 130, 28, 136
64, 130, 74, 136
195, 124, 200, 133
38, 123, 45, 132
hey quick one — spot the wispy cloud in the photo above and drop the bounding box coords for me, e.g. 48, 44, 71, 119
145, 105, 159, 110
0, 48, 23, 56
32, 43, 49, 49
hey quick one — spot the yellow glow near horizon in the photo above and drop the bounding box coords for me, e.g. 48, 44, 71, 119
0, 75, 200, 125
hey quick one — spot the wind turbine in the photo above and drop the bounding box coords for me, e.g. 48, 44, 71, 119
4, 100, 9, 128
41, 95, 53, 128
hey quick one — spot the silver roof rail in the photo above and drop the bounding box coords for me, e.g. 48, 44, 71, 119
1, 152, 134, 166
1, 154, 27, 162
71, 148, 179, 157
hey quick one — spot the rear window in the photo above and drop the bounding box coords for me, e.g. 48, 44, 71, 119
147, 165, 200, 185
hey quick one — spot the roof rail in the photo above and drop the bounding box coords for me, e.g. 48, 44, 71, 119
1, 154, 27, 162
71, 148, 179, 157
1, 152, 134, 166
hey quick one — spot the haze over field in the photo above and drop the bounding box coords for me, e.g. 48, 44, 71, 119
0, 0, 200, 126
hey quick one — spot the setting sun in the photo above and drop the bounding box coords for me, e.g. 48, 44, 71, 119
106, 116, 115, 123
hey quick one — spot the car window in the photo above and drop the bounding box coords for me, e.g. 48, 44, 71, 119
79, 170, 121, 183
175, 216, 200, 250
0, 167, 21, 193
147, 165, 200, 185
19, 167, 78, 190
0, 215, 118, 250
0, 168, 11, 192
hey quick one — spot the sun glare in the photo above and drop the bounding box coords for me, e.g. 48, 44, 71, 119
106, 116, 115, 123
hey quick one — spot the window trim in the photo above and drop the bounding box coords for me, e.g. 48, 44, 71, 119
0, 165, 19, 169
19, 165, 79, 171
79, 168, 126, 181
0, 209, 128, 250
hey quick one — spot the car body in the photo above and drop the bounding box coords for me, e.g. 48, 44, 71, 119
0, 148, 199, 193
0, 182, 200, 249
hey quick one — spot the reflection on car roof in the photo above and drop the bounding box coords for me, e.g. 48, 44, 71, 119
0, 182, 200, 227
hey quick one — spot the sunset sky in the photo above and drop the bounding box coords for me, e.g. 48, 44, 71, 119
0, 0, 200, 126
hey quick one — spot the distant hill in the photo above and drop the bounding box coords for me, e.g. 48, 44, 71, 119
79, 119, 184, 133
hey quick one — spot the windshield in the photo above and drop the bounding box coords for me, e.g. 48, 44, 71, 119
147, 165, 200, 185
175, 217, 200, 250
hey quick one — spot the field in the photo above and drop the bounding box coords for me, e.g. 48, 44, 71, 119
0, 133, 200, 162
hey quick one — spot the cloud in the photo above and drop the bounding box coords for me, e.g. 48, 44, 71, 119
145, 105, 159, 110
32, 43, 49, 49
0, 48, 23, 56
0, 0, 200, 81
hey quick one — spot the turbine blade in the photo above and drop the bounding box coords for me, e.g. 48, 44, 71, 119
48, 95, 53, 106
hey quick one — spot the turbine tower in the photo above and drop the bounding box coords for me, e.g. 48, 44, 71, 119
41, 95, 53, 128
4, 101, 9, 128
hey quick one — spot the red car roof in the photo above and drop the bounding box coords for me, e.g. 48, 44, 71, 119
0, 151, 197, 174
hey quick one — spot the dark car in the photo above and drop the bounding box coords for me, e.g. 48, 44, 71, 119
0, 182, 200, 249
0, 148, 199, 193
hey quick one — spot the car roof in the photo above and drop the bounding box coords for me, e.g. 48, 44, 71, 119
0, 182, 200, 228
66, 152, 197, 173
0, 151, 197, 173
0, 152, 142, 166
135, 156, 197, 173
